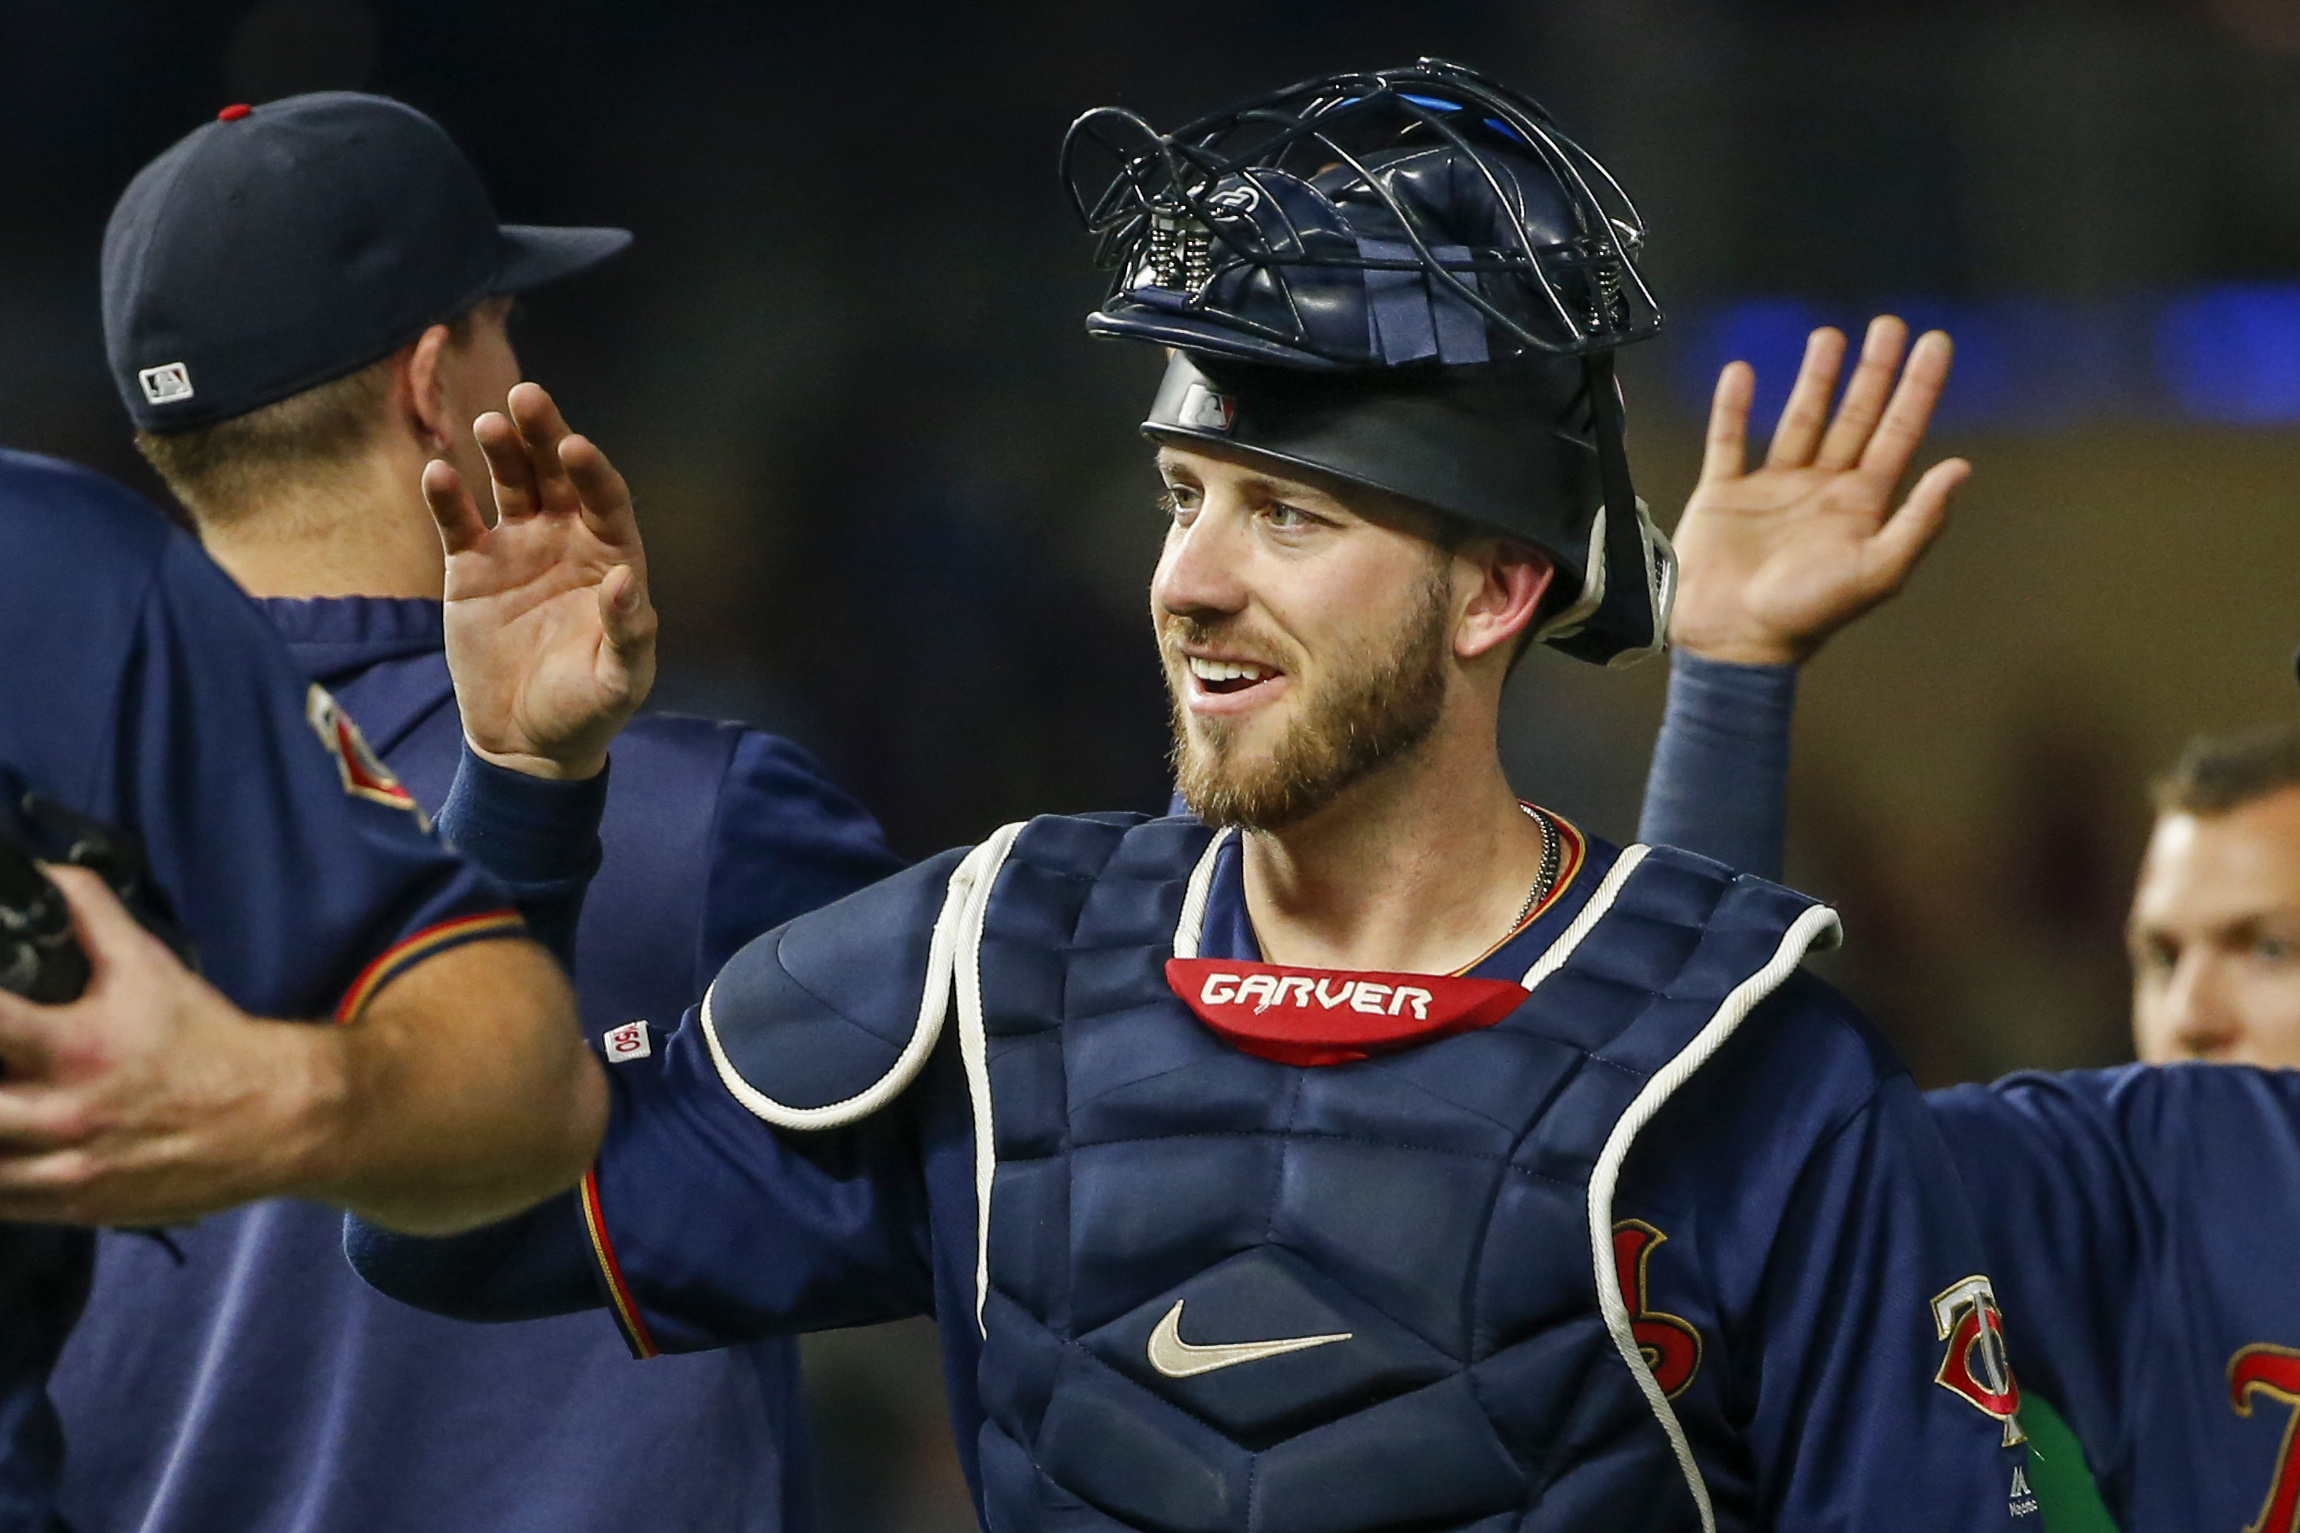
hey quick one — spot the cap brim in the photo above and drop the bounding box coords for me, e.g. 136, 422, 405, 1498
494, 225, 633, 293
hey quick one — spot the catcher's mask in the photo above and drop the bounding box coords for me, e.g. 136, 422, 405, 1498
1064, 57, 1673, 665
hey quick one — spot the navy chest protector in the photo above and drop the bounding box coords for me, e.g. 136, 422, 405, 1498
700, 815, 1840, 1533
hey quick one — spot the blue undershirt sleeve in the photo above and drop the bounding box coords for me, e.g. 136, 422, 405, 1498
1635, 652, 1798, 880
437, 743, 607, 969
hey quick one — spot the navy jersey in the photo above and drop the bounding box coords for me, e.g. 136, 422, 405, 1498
49, 595, 898, 1533
0, 452, 517, 1533
1928, 1066, 2300, 1532
378, 788, 2033, 1527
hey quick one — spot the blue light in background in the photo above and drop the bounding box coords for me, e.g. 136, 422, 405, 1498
1667, 298, 1819, 432
2158, 286, 2300, 424
1666, 286, 2300, 430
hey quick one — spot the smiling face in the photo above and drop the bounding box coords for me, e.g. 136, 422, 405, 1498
1150, 443, 1540, 832
2129, 787, 2300, 1064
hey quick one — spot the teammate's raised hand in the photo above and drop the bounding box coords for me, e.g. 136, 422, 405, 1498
1669, 316, 1971, 667
425, 382, 656, 780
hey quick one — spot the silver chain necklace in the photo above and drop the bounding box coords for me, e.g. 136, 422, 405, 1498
1509, 804, 1562, 934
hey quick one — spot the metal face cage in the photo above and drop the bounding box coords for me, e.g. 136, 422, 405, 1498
1061, 57, 1662, 364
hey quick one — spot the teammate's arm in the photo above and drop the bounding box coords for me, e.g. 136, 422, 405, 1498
0, 869, 597, 1234
0, 423, 655, 1236
1638, 319, 1966, 874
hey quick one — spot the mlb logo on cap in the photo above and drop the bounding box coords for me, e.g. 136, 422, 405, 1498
1177, 380, 1235, 432
138, 363, 194, 405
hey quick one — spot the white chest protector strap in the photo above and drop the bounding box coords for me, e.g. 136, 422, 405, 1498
697, 823, 1024, 1132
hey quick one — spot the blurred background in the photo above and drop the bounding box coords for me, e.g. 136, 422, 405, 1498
7, 1, 2300, 1525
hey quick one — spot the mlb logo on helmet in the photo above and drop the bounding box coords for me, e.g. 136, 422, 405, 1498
138, 363, 194, 405
1176, 380, 1235, 433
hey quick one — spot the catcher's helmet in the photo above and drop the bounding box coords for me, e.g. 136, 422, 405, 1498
1064, 58, 1673, 665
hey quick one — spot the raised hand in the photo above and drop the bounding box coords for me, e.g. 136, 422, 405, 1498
425, 383, 656, 780
1669, 316, 1971, 667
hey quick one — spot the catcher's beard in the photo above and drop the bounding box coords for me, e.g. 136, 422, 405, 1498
1167, 568, 1454, 832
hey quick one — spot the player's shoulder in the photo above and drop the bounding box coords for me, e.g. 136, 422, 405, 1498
1752, 967, 1907, 1088
698, 843, 973, 1127
1621, 969, 1926, 1270
1658, 967, 1912, 1163
0, 448, 175, 584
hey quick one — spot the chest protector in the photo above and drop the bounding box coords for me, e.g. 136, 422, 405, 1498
700, 815, 1840, 1533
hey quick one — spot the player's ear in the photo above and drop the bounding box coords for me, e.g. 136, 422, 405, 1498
1454, 539, 1553, 664
399, 324, 457, 457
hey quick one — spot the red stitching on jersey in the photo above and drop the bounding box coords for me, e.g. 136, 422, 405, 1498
332, 910, 524, 1023
582, 1166, 661, 1360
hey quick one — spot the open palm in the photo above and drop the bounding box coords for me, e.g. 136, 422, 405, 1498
427, 383, 656, 780
1670, 317, 1971, 666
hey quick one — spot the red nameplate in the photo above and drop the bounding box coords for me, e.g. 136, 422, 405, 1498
1166, 957, 1531, 1067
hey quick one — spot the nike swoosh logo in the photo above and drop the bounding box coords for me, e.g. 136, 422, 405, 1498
1146, 1299, 1352, 1379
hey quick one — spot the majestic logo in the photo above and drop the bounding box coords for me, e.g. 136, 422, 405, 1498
2230, 1342, 2300, 1533
1932, 1276, 2025, 1446
304, 685, 426, 825
1166, 957, 1529, 1067
1613, 1219, 1701, 1397
1175, 381, 1236, 433
138, 362, 194, 405
602, 1020, 652, 1063
1145, 1298, 1351, 1379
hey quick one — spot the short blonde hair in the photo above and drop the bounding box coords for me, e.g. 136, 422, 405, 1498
134, 357, 396, 526
133, 302, 488, 526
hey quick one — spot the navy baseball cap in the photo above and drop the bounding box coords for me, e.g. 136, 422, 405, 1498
103, 92, 630, 431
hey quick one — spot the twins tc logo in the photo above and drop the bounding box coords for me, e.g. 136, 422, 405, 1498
2231, 1342, 2300, 1533
1932, 1276, 2025, 1446
1612, 1220, 1701, 1397
304, 685, 427, 827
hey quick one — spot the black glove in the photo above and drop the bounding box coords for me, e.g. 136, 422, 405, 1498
0, 796, 198, 1005
0, 829, 86, 1004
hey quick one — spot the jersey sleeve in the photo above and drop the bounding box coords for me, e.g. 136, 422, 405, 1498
1634, 652, 1798, 880
1751, 1070, 2031, 1525
574, 850, 977, 1356
1619, 975, 2032, 1528
696, 730, 904, 978
120, 537, 518, 1020
576, 1001, 937, 1356
1924, 1069, 2159, 1499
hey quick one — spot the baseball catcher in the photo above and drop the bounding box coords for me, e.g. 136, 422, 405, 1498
360, 60, 2024, 1530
